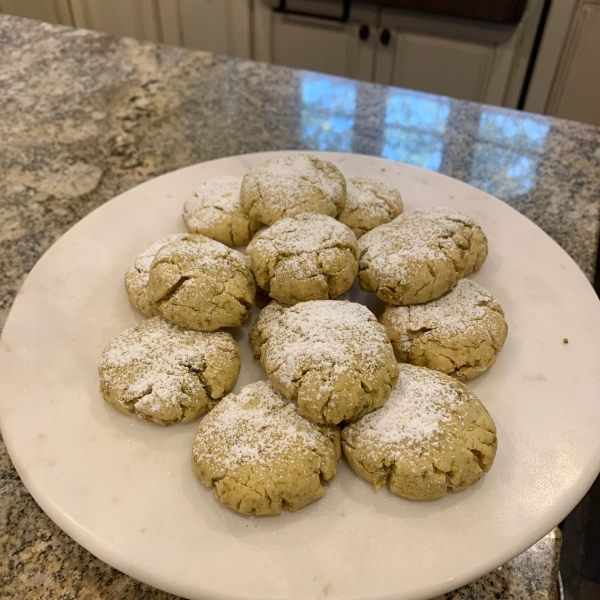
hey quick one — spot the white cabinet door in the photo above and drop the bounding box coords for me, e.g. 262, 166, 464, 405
0, 0, 72, 24
387, 32, 494, 101
272, 14, 348, 77
373, 9, 525, 105
259, 1, 378, 80
270, 17, 376, 80
158, 0, 251, 58
546, 1, 600, 125
70, 0, 160, 41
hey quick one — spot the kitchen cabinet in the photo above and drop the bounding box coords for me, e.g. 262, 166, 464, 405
158, 0, 251, 58
255, 0, 544, 107
372, 9, 526, 104
65, 0, 251, 58
0, 0, 72, 24
374, 30, 495, 102
255, 1, 378, 80
544, 0, 600, 126
69, 0, 160, 41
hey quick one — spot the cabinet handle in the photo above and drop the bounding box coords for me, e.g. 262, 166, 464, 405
380, 29, 391, 46
359, 24, 370, 40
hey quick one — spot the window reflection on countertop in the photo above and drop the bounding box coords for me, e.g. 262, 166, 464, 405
298, 72, 551, 201
301, 73, 357, 152
382, 90, 451, 171
469, 110, 550, 197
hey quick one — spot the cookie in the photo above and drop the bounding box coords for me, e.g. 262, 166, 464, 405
148, 234, 256, 331
191, 380, 340, 515
124, 233, 188, 317
250, 300, 399, 425
240, 154, 346, 226
183, 176, 262, 247
342, 363, 497, 500
380, 279, 508, 381
358, 208, 488, 305
246, 212, 358, 305
338, 177, 403, 239
99, 317, 240, 425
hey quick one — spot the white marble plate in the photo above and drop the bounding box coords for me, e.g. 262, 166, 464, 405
1, 151, 600, 600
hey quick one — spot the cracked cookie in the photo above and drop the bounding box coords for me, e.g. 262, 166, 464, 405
147, 234, 256, 331
191, 380, 341, 515
99, 317, 240, 425
246, 212, 359, 305
249, 300, 399, 425
183, 175, 262, 247
342, 363, 497, 500
358, 207, 488, 305
125, 233, 189, 317
240, 154, 346, 226
338, 177, 404, 239
380, 279, 508, 381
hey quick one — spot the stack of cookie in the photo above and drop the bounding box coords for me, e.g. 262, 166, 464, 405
98, 153, 506, 516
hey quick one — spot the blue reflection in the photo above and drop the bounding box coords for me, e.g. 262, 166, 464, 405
469, 145, 540, 197
301, 74, 357, 151
382, 91, 451, 171
385, 92, 451, 134
478, 111, 549, 150
382, 131, 444, 171
470, 109, 550, 196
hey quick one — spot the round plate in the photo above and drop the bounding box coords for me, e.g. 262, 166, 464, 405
1, 152, 599, 600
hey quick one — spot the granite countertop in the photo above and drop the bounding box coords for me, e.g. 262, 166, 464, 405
1, 13, 599, 600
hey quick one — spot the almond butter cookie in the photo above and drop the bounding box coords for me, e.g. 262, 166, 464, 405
125, 233, 189, 317
240, 154, 346, 226
380, 279, 508, 381
148, 234, 256, 331
246, 212, 358, 305
99, 317, 240, 425
342, 363, 497, 500
191, 380, 340, 515
183, 176, 262, 247
250, 300, 399, 425
358, 208, 488, 305
338, 177, 403, 239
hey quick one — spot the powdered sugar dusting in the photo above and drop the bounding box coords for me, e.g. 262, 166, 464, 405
152, 234, 250, 283
339, 177, 403, 235
242, 154, 346, 222
255, 300, 397, 404
99, 317, 239, 423
193, 380, 330, 470
249, 212, 356, 255
258, 154, 339, 199
133, 233, 188, 274
388, 279, 505, 347
359, 208, 480, 285
184, 176, 244, 229
343, 365, 462, 459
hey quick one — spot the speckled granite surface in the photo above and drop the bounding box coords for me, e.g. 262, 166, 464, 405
1, 13, 596, 600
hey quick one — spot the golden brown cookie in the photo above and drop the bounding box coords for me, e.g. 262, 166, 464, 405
358, 208, 488, 305
240, 154, 346, 226
338, 177, 403, 238
191, 380, 340, 515
246, 212, 358, 305
342, 363, 497, 500
250, 300, 399, 425
380, 279, 508, 381
99, 317, 240, 425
